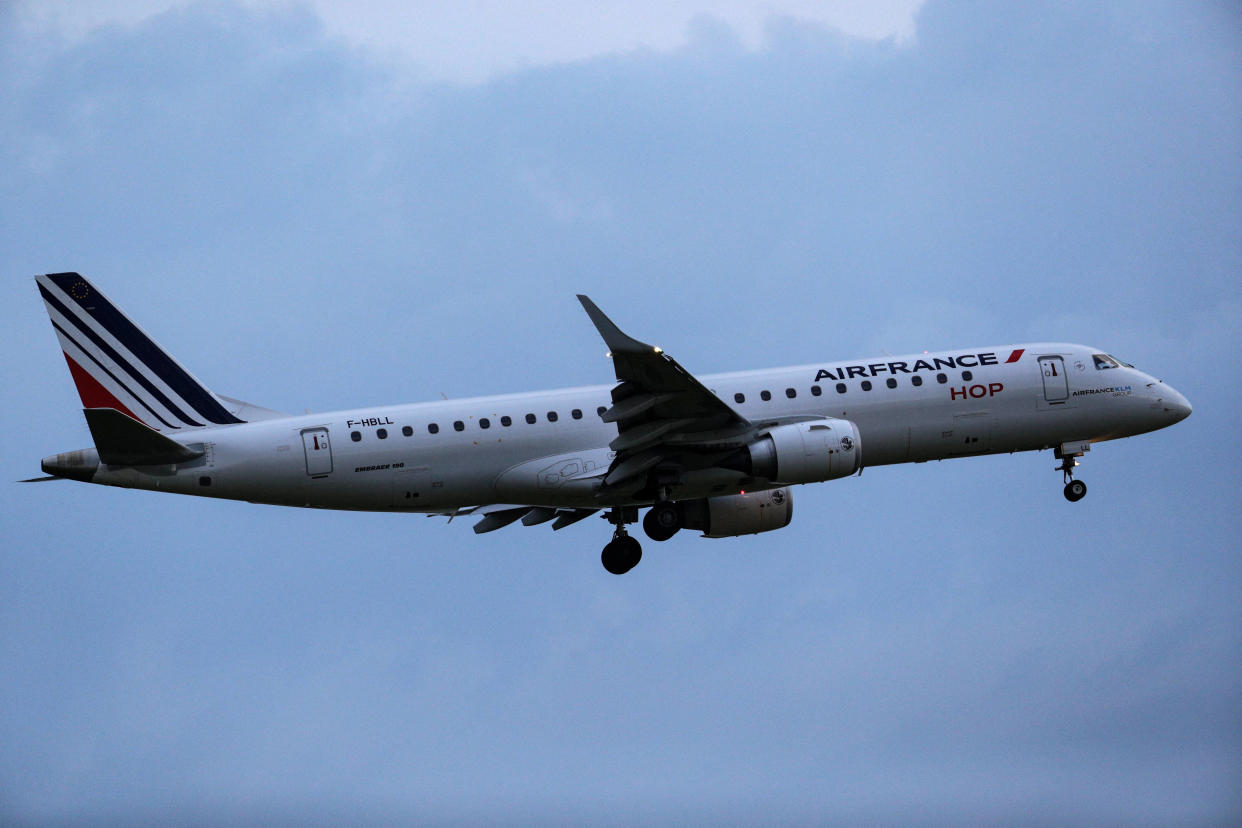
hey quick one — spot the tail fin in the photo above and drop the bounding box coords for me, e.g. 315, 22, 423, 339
36, 272, 247, 432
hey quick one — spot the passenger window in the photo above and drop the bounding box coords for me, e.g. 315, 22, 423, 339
377, 428, 388, 439
402, 425, 413, 437
811, 385, 822, 396
785, 388, 796, 399
861, 380, 873, 391
886, 378, 897, 389
571, 409, 582, 420
962, 370, 973, 382
911, 376, 923, 387
547, 411, 558, 422
525, 413, 536, 424
428, 423, 439, 434
936, 373, 947, 384
479, 418, 490, 429
761, 390, 772, 401
453, 420, 464, 432
350, 431, 361, 442
501, 415, 512, 427
835, 383, 847, 394
734, 392, 745, 404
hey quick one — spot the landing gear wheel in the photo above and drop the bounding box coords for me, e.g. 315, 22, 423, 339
601, 534, 643, 575
643, 501, 681, 542
1063, 479, 1087, 502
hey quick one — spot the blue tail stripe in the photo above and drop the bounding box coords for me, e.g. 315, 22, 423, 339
45, 273, 242, 425
39, 283, 206, 427
51, 320, 179, 430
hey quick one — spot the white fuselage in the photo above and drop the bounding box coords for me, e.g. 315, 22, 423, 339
84, 342, 1191, 513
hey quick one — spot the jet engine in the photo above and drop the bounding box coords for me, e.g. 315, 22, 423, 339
721, 419, 861, 485
680, 487, 794, 538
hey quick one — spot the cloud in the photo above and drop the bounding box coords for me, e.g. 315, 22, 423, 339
14, 0, 925, 83
2, 1, 1240, 824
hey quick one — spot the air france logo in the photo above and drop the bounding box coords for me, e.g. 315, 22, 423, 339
813, 349, 1024, 382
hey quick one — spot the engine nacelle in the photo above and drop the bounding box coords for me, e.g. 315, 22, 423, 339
681, 487, 794, 538
723, 419, 861, 485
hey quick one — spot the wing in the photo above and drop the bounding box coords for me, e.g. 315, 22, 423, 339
577, 295, 760, 499
452, 296, 813, 532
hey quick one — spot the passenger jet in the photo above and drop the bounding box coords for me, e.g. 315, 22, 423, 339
30, 272, 1192, 573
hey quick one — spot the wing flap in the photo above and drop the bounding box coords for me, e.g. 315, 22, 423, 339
603, 448, 664, 487
472, 506, 532, 534
609, 418, 696, 453
601, 391, 682, 423
520, 507, 559, 526
551, 509, 598, 530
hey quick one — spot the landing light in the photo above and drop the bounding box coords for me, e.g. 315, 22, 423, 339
653, 346, 663, 354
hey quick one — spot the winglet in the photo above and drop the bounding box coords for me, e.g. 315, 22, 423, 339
577, 295, 654, 355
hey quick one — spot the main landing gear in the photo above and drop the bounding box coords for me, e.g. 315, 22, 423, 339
600, 498, 683, 574
601, 526, 642, 575
1056, 444, 1088, 503
643, 499, 681, 542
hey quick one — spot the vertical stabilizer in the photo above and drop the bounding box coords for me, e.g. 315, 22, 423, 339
35, 272, 245, 431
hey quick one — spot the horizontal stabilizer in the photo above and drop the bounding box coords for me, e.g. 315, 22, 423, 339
84, 408, 204, 466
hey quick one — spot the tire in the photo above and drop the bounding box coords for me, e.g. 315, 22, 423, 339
602, 535, 643, 574
1064, 480, 1087, 502
643, 502, 681, 542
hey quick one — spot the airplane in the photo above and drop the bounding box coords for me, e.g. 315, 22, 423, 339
30, 272, 1192, 574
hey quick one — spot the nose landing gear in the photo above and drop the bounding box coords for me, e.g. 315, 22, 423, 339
1056, 442, 1089, 502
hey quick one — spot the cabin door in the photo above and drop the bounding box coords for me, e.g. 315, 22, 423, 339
1039, 356, 1069, 403
301, 428, 334, 477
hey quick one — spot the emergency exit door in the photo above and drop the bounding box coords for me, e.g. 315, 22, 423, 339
301, 428, 333, 476
1039, 356, 1069, 403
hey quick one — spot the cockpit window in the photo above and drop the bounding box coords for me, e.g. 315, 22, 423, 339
1093, 354, 1120, 370
1110, 354, 1134, 368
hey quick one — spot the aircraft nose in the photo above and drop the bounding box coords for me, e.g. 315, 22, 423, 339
1162, 386, 1192, 423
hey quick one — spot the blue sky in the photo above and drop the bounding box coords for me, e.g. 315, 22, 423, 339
2, 1, 1239, 823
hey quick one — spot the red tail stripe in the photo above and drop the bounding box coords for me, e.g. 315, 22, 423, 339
62, 352, 143, 424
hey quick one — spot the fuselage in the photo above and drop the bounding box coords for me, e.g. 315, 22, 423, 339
63, 342, 1191, 513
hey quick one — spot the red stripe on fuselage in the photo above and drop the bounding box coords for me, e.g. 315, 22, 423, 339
62, 352, 144, 424
1005, 349, 1025, 363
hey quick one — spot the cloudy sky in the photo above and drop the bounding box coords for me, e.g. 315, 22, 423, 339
2, 1, 1239, 823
